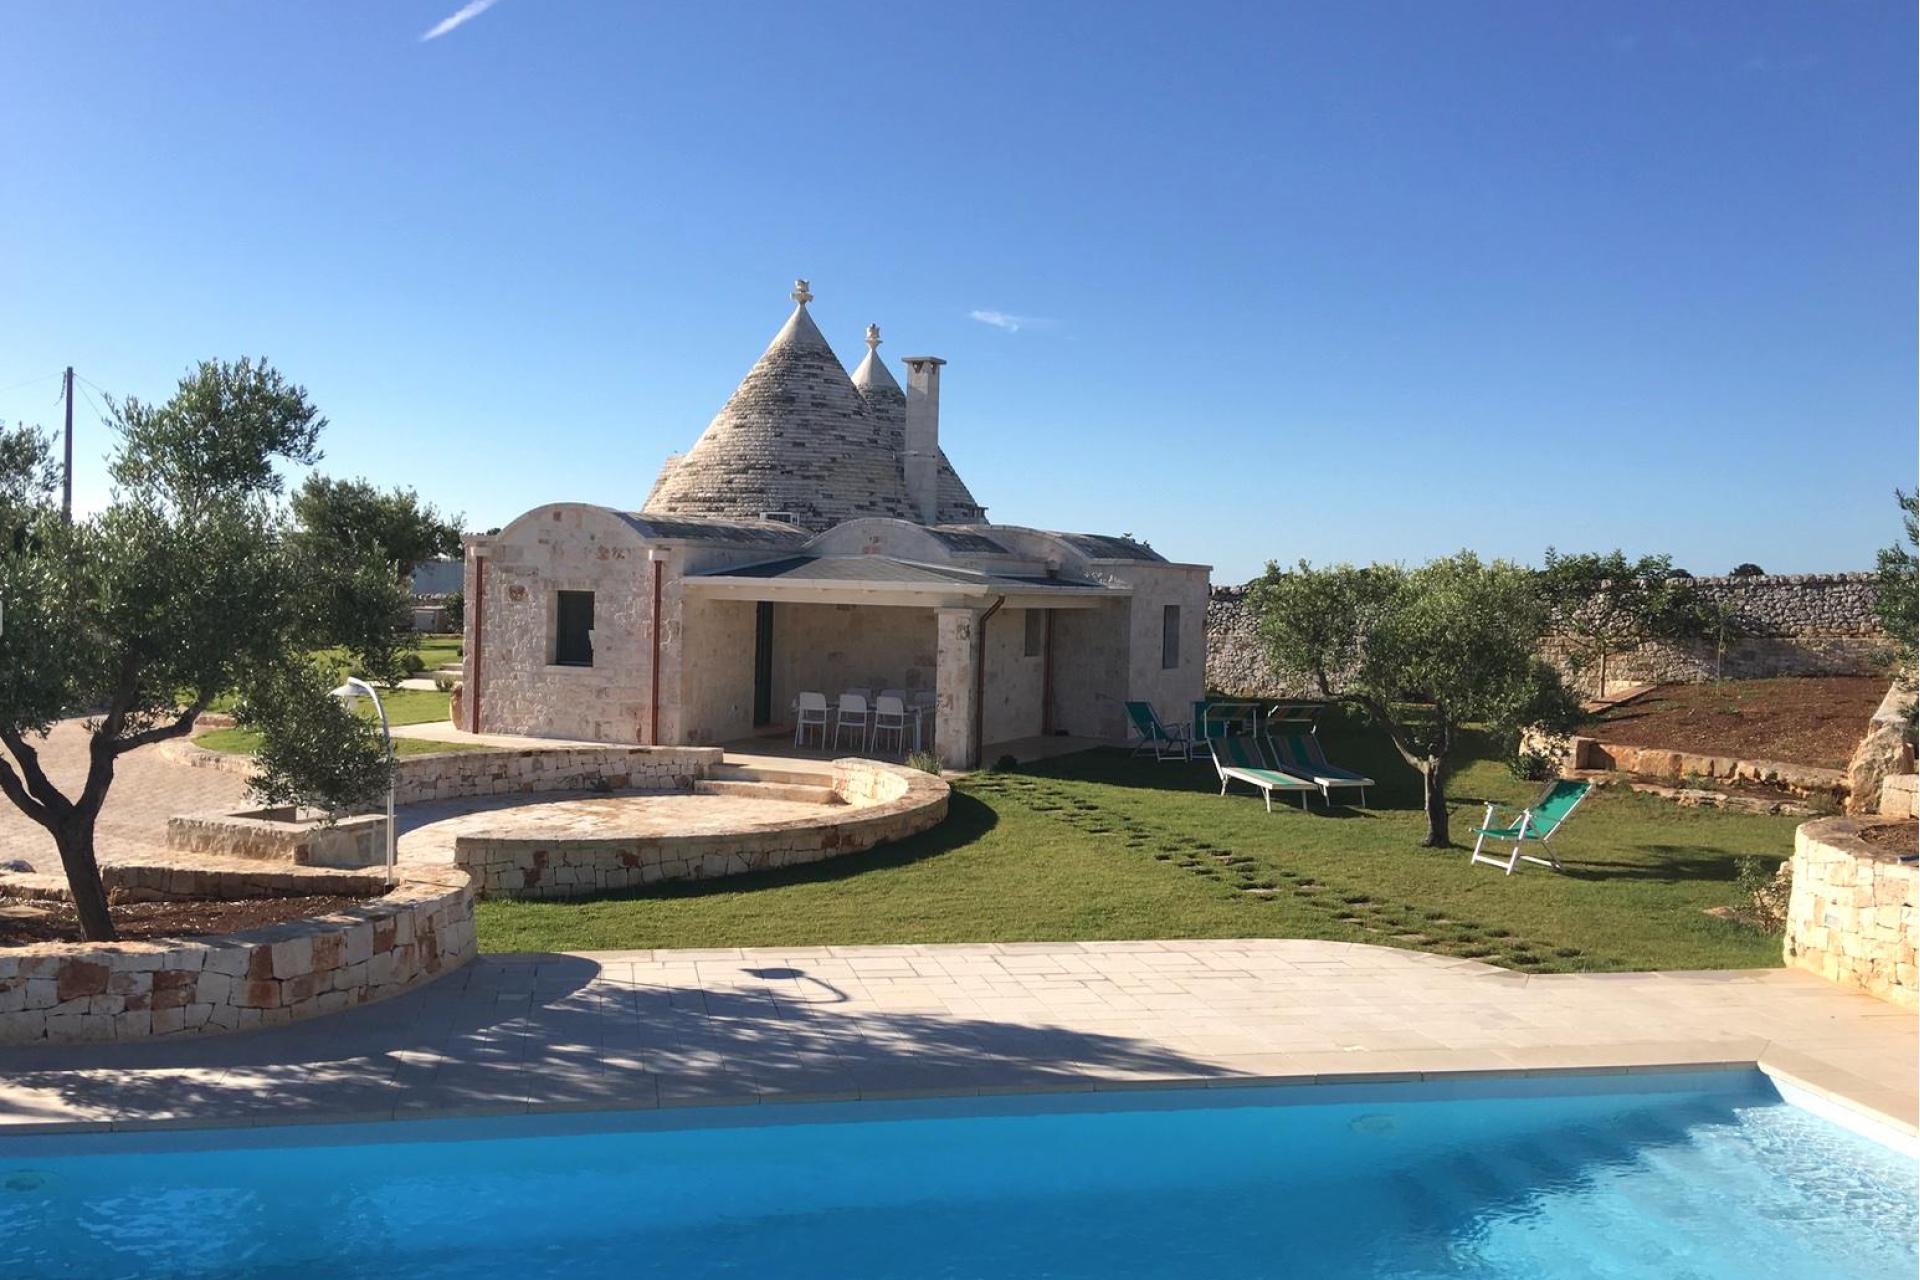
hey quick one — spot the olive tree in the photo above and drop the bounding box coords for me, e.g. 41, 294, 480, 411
1874, 489, 1917, 688
0, 359, 393, 940
1538, 549, 1716, 696
1251, 552, 1582, 847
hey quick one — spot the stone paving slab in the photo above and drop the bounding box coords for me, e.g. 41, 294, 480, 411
0, 720, 249, 873
0, 939, 1912, 1136
396, 790, 835, 865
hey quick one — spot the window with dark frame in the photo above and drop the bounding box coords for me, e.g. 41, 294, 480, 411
1161, 604, 1180, 669
554, 590, 595, 667
1024, 608, 1044, 658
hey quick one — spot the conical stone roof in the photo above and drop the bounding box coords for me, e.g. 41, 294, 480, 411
645, 285, 988, 531
644, 292, 915, 533
851, 326, 987, 525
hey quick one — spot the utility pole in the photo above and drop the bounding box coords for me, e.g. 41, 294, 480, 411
61, 366, 74, 523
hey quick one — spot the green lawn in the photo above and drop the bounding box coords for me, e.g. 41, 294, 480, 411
477, 720, 1798, 973
406, 635, 463, 670
195, 687, 466, 756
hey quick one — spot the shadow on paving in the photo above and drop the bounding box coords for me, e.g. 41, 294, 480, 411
0, 950, 1227, 1125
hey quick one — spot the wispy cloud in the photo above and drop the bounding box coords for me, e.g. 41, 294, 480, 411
421, 0, 502, 42
969, 309, 1057, 334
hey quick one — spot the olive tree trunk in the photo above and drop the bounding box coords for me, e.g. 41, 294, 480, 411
52, 814, 115, 941
1419, 759, 1451, 848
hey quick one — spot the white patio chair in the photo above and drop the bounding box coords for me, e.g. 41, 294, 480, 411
833, 693, 869, 752
794, 691, 829, 749
870, 695, 909, 756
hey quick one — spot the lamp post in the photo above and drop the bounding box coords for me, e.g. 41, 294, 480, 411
330, 677, 396, 886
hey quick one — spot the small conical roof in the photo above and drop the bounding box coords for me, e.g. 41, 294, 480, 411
851, 323, 903, 397
642, 285, 915, 532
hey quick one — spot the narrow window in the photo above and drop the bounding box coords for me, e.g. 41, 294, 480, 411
1024, 608, 1044, 658
554, 590, 595, 667
1161, 604, 1180, 670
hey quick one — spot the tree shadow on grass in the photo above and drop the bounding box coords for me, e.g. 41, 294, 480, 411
1551, 844, 1746, 884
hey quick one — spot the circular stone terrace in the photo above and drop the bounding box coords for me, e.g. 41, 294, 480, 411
392, 755, 950, 900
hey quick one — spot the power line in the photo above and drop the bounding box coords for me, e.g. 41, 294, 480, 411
0, 371, 62, 398
75, 384, 109, 426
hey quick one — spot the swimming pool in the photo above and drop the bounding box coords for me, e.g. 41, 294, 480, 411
1, 1069, 1913, 1278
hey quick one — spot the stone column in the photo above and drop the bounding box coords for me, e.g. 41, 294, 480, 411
936, 607, 981, 771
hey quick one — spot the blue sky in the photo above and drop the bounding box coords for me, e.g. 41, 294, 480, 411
1, 1, 1912, 583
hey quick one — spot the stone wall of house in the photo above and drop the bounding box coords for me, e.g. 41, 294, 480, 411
1120, 562, 1214, 729
1783, 817, 1916, 1010
466, 504, 812, 746
1207, 573, 1889, 697
469, 504, 655, 742
454, 760, 948, 899
981, 606, 1046, 746
770, 602, 940, 734
1049, 599, 1131, 741
0, 865, 475, 1043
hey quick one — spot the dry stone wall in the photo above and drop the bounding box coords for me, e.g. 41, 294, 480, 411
1784, 817, 1916, 1010
1208, 573, 1889, 697
0, 865, 475, 1043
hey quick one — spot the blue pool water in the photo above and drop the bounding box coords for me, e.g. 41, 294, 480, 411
0, 1070, 1914, 1279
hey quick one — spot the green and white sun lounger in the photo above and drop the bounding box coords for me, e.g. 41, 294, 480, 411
1125, 701, 1192, 762
1263, 732, 1373, 807
1209, 734, 1315, 812
1469, 779, 1592, 875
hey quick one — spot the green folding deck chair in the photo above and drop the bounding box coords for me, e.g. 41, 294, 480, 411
1209, 734, 1315, 812
1468, 779, 1592, 874
1262, 732, 1374, 807
1125, 701, 1192, 762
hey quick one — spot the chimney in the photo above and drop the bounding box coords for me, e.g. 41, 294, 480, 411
902, 356, 945, 524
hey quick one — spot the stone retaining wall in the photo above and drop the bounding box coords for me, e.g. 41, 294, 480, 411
168, 745, 725, 869
1845, 683, 1916, 815
1883, 775, 1919, 820
1783, 817, 1916, 1010
1207, 573, 1889, 697
1570, 738, 1847, 801
166, 808, 388, 868
0, 865, 475, 1043
390, 744, 720, 805
456, 759, 948, 899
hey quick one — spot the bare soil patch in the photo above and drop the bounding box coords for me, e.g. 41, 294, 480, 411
0, 893, 381, 947
1859, 822, 1917, 858
1592, 677, 1885, 771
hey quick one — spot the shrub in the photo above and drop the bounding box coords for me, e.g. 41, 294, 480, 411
904, 751, 942, 775
235, 662, 393, 820
432, 671, 457, 693
1729, 563, 1766, 577
993, 754, 1020, 771
1508, 748, 1556, 782
1734, 855, 1791, 931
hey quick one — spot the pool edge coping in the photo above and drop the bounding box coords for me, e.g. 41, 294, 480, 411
6, 1050, 1911, 1144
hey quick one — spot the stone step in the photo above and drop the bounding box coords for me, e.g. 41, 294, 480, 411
709, 762, 836, 788
693, 778, 837, 805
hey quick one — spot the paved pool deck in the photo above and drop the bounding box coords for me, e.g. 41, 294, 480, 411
0, 940, 1912, 1137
